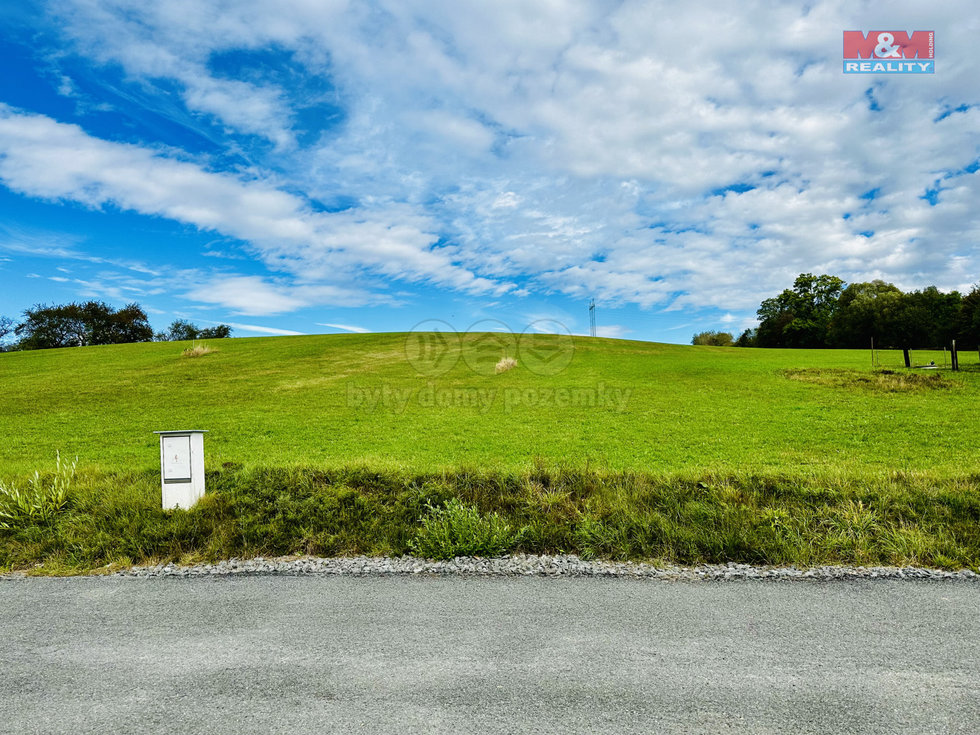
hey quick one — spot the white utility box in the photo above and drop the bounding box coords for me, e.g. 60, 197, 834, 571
154, 430, 207, 509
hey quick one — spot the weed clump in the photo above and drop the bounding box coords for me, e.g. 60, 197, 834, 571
181, 342, 215, 357
411, 498, 522, 559
783, 368, 951, 392
0, 452, 76, 531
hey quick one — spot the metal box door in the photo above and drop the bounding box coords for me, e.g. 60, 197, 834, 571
162, 435, 192, 482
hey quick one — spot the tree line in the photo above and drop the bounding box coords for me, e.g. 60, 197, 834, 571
735, 274, 980, 349
0, 301, 231, 352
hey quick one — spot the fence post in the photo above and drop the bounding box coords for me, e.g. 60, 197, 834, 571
903, 348, 911, 368
951, 340, 959, 371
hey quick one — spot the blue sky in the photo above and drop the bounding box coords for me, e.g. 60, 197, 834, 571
0, 1, 977, 343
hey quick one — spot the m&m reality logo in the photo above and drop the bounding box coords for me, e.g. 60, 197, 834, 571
843, 31, 934, 74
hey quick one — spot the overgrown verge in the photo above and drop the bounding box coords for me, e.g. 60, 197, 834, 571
2, 464, 979, 574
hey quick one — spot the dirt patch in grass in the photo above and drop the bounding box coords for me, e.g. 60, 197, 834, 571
783, 368, 952, 392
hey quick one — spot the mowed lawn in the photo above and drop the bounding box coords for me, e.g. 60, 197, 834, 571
1, 333, 977, 480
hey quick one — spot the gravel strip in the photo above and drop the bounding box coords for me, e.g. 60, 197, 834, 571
65, 555, 980, 581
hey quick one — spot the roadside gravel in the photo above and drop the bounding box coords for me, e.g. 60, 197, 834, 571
75, 554, 980, 581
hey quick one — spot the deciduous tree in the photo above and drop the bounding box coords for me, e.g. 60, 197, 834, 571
155, 319, 232, 341
827, 280, 903, 348
692, 331, 734, 346
956, 285, 980, 348
0, 315, 13, 351
14, 301, 153, 350
755, 273, 843, 347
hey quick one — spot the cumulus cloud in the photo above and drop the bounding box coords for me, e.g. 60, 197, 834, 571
6, 0, 980, 319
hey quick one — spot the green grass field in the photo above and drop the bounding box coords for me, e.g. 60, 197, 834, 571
1, 334, 979, 572
1, 333, 977, 477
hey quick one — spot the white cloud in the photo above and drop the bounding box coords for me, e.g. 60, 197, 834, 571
184, 276, 379, 316
491, 192, 520, 209
317, 322, 371, 333
185, 276, 308, 315
595, 324, 629, 339
224, 322, 306, 336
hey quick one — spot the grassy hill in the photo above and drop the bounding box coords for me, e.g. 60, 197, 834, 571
1, 333, 977, 477
1, 334, 979, 573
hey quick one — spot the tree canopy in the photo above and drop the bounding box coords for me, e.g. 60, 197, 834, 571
692, 331, 734, 346
752, 275, 977, 349
154, 319, 232, 342
14, 301, 154, 350
3, 303, 232, 351
756, 273, 844, 348
0, 315, 14, 352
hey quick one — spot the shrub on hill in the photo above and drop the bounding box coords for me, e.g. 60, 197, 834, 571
155, 319, 232, 341
692, 331, 734, 346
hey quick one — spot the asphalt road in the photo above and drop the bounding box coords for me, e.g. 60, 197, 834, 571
1, 576, 978, 734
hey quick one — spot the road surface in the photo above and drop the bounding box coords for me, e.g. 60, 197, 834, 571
1, 576, 978, 734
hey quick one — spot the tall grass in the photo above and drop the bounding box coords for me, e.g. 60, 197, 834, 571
2, 464, 978, 574
0, 452, 76, 530
411, 499, 521, 559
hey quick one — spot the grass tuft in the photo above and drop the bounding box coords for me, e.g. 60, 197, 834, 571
181, 342, 215, 357
494, 356, 517, 374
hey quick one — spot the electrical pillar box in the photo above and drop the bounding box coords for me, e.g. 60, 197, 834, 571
154, 430, 207, 509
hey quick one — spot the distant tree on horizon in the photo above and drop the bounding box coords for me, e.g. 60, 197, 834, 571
13, 301, 154, 350
827, 280, 903, 348
692, 330, 734, 346
154, 319, 232, 342
752, 274, 969, 349
955, 285, 980, 349
0, 315, 14, 351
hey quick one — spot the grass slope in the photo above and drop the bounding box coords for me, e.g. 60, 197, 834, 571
1, 333, 977, 477
1, 334, 978, 573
